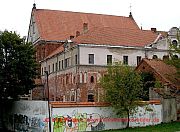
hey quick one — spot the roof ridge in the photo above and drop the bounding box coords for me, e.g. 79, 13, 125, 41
35, 8, 131, 18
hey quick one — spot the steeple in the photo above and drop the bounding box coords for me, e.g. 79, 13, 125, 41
129, 3, 133, 19
33, 3, 36, 9
129, 12, 133, 18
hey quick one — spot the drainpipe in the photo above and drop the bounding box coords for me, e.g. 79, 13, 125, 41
76, 45, 80, 102
54, 55, 58, 101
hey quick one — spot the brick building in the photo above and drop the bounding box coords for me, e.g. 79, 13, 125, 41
27, 4, 173, 102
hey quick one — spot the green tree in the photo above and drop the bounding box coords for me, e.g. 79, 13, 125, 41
166, 28, 180, 77
100, 63, 143, 128
0, 31, 37, 130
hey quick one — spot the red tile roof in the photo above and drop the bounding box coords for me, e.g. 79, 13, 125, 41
33, 9, 140, 41
45, 45, 64, 59
73, 27, 158, 47
138, 59, 180, 89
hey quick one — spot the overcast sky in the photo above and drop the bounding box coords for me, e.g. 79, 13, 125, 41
0, 0, 179, 37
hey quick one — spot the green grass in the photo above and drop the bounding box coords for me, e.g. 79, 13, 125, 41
100, 121, 180, 132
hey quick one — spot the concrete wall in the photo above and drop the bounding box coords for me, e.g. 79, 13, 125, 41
161, 98, 177, 122
7, 101, 49, 132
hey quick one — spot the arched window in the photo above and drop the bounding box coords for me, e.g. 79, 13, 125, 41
88, 94, 94, 102
80, 72, 83, 83
152, 55, 158, 59
173, 55, 178, 59
172, 40, 178, 47
84, 72, 87, 83
163, 55, 169, 61
90, 76, 94, 83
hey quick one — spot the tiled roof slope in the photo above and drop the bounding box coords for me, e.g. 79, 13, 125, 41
33, 9, 140, 40
73, 27, 158, 47
45, 45, 64, 59
142, 59, 180, 89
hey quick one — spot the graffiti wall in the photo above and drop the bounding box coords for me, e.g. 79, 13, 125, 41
52, 104, 162, 132
8, 101, 162, 132
7, 101, 49, 132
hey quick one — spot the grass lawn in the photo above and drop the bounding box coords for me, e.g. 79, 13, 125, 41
99, 121, 180, 132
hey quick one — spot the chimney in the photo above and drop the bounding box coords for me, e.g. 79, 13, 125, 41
83, 23, 88, 33
76, 31, 80, 37
70, 35, 74, 40
164, 83, 170, 94
151, 28, 157, 33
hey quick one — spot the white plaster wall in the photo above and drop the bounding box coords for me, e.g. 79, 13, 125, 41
146, 50, 169, 59
79, 46, 168, 66
52, 104, 162, 132
27, 15, 40, 43
79, 46, 145, 66
153, 39, 169, 50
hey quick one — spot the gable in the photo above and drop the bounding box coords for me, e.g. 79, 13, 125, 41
136, 59, 180, 89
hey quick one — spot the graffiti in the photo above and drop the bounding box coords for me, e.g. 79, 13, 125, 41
53, 110, 105, 132
11, 114, 47, 132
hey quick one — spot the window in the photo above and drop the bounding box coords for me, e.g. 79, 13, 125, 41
48, 65, 50, 73
59, 61, 61, 70
89, 54, 94, 64
84, 72, 87, 83
44, 67, 46, 73
163, 55, 169, 61
75, 55, 78, 65
107, 55, 112, 64
71, 90, 75, 101
32, 22, 35, 34
172, 40, 178, 47
88, 94, 94, 102
123, 56, 128, 65
80, 72, 83, 83
55, 62, 58, 71
173, 55, 178, 59
137, 56, 141, 66
90, 76, 94, 83
152, 55, 158, 59
65, 58, 70, 68
66, 75, 69, 84
62, 60, 64, 69
41, 67, 43, 75
52, 63, 54, 72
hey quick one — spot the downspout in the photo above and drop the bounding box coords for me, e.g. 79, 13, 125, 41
76, 45, 80, 102
54, 55, 58, 101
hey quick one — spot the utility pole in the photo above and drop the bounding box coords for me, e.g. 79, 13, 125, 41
44, 71, 51, 132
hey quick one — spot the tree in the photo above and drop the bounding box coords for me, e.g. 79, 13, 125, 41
166, 28, 180, 77
100, 63, 143, 128
0, 31, 37, 130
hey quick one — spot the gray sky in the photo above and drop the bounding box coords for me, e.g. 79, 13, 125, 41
0, 0, 179, 37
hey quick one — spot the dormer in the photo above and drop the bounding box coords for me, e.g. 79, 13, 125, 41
64, 40, 73, 51
83, 23, 88, 33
